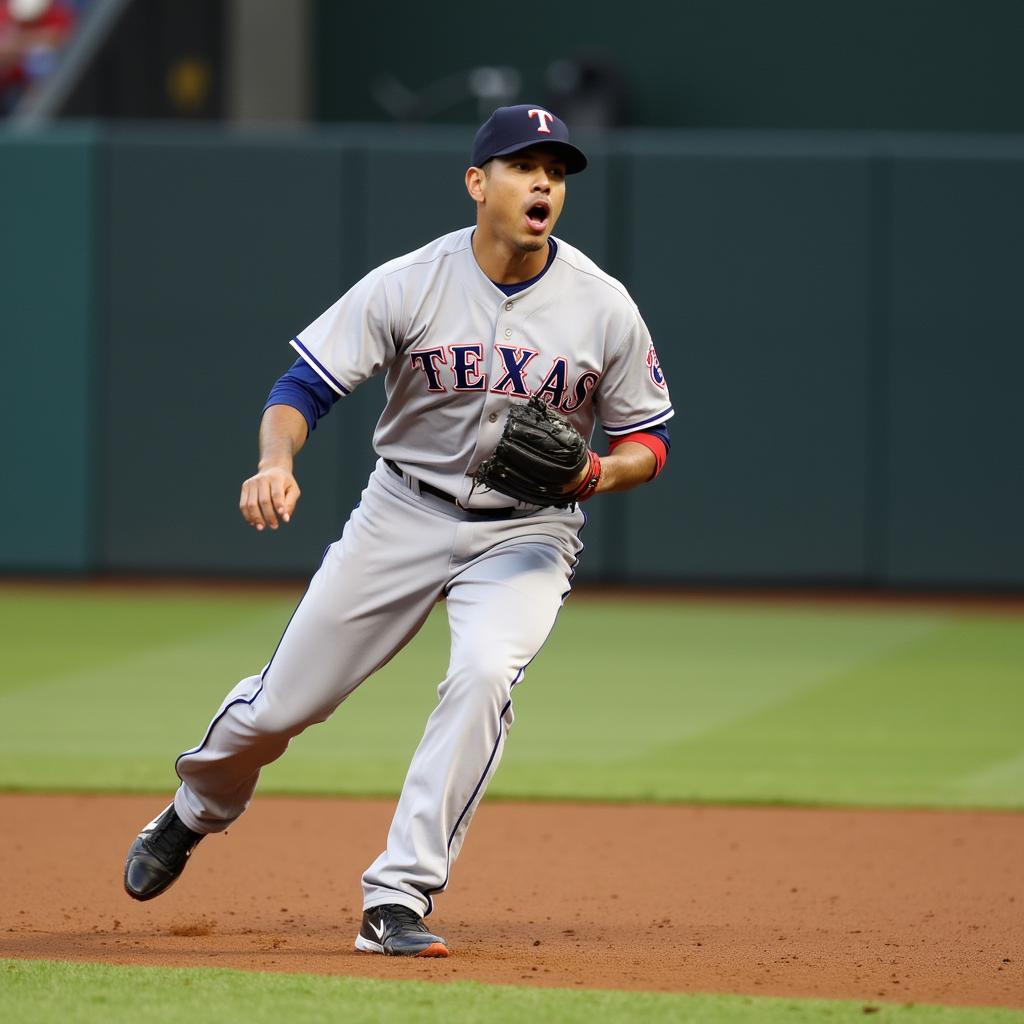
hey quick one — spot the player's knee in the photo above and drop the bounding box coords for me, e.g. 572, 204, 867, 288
439, 661, 519, 713
253, 694, 333, 737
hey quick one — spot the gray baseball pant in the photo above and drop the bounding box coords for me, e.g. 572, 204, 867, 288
173, 459, 584, 917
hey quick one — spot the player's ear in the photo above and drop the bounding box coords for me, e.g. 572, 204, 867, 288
465, 165, 486, 205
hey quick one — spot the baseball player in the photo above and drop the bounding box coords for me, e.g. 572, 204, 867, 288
123, 104, 673, 958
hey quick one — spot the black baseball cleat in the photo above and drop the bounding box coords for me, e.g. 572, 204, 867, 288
354, 904, 449, 957
123, 803, 204, 901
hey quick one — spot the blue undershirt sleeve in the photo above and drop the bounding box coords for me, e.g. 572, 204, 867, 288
263, 357, 342, 435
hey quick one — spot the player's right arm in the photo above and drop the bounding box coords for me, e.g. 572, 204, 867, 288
239, 404, 307, 532
242, 263, 396, 531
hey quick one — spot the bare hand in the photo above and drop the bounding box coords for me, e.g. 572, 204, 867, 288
239, 466, 301, 531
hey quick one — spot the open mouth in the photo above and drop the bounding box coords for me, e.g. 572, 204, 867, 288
525, 201, 550, 232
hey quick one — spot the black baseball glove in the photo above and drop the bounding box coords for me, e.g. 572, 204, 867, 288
473, 396, 593, 508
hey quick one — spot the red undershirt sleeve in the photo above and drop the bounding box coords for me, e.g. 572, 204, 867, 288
607, 431, 668, 479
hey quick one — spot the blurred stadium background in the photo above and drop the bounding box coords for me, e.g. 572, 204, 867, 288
1, 0, 1022, 592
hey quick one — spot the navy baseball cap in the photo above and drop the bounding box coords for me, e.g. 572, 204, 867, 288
471, 104, 587, 174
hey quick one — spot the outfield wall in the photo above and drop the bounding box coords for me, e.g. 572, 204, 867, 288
2, 126, 1022, 587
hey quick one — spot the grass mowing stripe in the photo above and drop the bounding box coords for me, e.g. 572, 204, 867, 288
2, 960, 1021, 1024
1, 588, 1021, 808
0, 591, 294, 695
577, 616, 1024, 807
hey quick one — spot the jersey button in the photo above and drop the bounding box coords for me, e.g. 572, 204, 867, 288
488, 413, 498, 422
504, 302, 513, 311
504, 329, 512, 338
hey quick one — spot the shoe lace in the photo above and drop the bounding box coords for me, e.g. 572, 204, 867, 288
381, 904, 429, 933
148, 815, 200, 863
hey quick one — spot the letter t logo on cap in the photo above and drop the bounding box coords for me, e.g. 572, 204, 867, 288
528, 108, 554, 134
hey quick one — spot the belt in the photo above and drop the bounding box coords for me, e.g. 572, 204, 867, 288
384, 459, 521, 520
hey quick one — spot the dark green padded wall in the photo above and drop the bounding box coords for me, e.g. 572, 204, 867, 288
884, 141, 1024, 586
4, 126, 1023, 588
101, 129, 361, 573
0, 130, 97, 570
356, 131, 472, 270
619, 138, 872, 581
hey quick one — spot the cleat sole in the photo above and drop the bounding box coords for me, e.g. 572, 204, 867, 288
414, 942, 449, 957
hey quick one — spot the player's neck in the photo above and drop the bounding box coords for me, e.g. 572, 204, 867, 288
471, 226, 549, 285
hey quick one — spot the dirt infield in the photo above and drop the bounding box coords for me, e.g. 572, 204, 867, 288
1, 795, 1022, 1008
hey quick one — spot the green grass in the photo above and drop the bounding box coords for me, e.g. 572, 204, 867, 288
2, 960, 1021, 1024
1, 586, 1023, 808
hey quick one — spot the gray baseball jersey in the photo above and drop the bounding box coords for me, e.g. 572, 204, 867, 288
171, 225, 672, 929
290, 227, 673, 506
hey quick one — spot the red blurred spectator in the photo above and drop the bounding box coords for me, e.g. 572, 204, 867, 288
0, 0, 75, 112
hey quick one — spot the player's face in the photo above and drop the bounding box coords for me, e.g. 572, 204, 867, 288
474, 148, 567, 253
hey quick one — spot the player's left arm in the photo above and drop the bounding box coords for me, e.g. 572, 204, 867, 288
596, 430, 669, 493
585, 441, 654, 494
571, 425, 669, 496
582, 306, 673, 499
